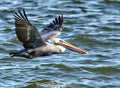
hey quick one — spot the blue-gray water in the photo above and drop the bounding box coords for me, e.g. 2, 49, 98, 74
0, 0, 120, 88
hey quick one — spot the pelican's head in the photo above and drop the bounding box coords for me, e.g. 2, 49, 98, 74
52, 38, 62, 44
52, 38, 89, 54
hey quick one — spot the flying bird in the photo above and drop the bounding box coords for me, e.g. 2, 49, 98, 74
9, 9, 88, 58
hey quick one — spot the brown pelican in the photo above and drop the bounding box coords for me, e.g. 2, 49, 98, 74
9, 9, 88, 58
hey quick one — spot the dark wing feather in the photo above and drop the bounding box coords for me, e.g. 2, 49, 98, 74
41, 15, 63, 41
14, 9, 45, 48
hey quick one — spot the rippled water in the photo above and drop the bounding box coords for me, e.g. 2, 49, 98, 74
0, 0, 120, 88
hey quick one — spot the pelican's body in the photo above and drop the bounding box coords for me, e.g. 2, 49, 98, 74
10, 9, 88, 58
10, 42, 65, 58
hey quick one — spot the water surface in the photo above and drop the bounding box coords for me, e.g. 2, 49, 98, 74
0, 0, 120, 87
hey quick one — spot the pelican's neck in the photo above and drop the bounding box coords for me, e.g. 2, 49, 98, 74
46, 42, 66, 53
56, 45, 66, 53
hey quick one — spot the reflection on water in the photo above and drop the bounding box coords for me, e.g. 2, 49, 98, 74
0, 0, 120, 87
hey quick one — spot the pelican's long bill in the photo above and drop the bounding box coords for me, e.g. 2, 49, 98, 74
52, 38, 89, 54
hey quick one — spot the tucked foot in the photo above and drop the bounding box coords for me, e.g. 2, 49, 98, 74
9, 51, 33, 59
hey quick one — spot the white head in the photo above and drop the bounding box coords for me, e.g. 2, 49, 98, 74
52, 38, 89, 54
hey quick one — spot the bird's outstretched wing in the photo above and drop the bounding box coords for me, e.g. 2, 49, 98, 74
14, 9, 45, 48
41, 15, 63, 41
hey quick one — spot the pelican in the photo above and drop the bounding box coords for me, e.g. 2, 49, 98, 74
9, 9, 88, 58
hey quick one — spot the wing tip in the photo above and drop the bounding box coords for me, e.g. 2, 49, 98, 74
53, 14, 64, 27
13, 8, 27, 20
